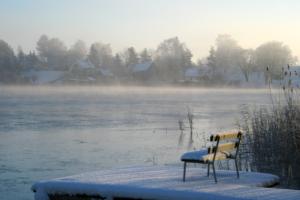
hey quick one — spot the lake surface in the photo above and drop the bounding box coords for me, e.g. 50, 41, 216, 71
0, 86, 271, 200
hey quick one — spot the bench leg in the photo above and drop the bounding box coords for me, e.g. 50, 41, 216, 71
207, 163, 210, 177
183, 162, 187, 182
235, 158, 239, 179
212, 162, 217, 183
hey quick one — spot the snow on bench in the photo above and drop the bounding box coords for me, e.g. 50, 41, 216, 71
32, 166, 300, 200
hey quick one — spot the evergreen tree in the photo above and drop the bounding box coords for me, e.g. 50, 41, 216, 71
17, 46, 26, 69
140, 48, 152, 63
0, 39, 18, 83
125, 47, 139, 67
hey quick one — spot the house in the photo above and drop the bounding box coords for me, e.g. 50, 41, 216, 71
22, 69, 65, 84
184, 67, 201, 82
184, 67, 204, 82
183, 66, 213, 83
131, 61, 157, 81
70, 59, 95, 71
97, 67, 114, 77
64, 59, 97, 83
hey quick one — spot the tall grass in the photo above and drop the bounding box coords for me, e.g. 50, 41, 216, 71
239, 66, 300, 188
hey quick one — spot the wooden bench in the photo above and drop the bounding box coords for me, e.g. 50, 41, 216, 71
181, 131, 242, 183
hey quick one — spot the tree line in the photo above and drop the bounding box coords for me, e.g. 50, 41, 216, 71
0, 34, 297, 84
206, 35, 296, 84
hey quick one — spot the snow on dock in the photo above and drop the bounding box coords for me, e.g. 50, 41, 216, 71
32, 166, 300, 200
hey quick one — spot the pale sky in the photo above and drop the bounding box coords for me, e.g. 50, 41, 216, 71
1, 0, 300, 61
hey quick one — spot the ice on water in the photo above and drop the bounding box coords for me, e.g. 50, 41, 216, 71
0, 86, 272, 200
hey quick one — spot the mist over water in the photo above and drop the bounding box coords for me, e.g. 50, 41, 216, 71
0, 86, 271, 200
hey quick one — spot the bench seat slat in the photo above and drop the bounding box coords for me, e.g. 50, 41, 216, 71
181, 149, 227, 162
181, 149, 207, 161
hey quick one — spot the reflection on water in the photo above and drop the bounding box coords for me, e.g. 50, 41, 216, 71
0, 86, 271, 200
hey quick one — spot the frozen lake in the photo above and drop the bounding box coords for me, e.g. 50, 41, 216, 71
0, 86, 271, 200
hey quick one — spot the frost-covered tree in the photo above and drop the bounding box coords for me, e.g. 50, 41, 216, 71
0, 39, 18, 82
124, 47, 139, 68
207, 47, 217, 77
46, 37, 67, 68
36, 35, 49, 60
154, 37, 192, 81
66, 40, 87, 67
0, 40, 16, 70
17, 47, 39, 69
236, 49, 255, 82
36, 34, 68, 69
88, 42, 113, 68
69, 40, 87, 61
254, 41, 296, 80
140, 48, 152, 63
207, 35, 247, 81
17, 46, 26, 68
112, 53, 127, 77
15, 47, 40, 70
26, 51, 40, 69
215, 35, 241, 70
114, 53, 123, 67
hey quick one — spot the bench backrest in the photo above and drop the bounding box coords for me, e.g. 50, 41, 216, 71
208, 131, 242, 159
210, 131, 242, 141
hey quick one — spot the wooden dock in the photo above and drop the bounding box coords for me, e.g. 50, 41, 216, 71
32, 166, 300, 200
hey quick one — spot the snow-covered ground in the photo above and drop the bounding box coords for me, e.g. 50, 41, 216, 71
32, 166, 300, 200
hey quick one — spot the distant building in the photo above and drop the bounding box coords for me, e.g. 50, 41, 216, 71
131, 61, 157, 81
70, 59, 95, 71
184, 67, 201, 82
222, 67, 267, 86
183, 66, 214, 83
22, 69, 65, 84
184, 67, 203, 82
224, 68, 245, 84
64, 59, 97, 83
97, 67, 114, 77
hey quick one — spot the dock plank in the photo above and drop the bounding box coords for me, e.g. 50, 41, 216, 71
32, 166, 300, 200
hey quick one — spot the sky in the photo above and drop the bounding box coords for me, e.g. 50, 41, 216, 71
0, 0, 300, 62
